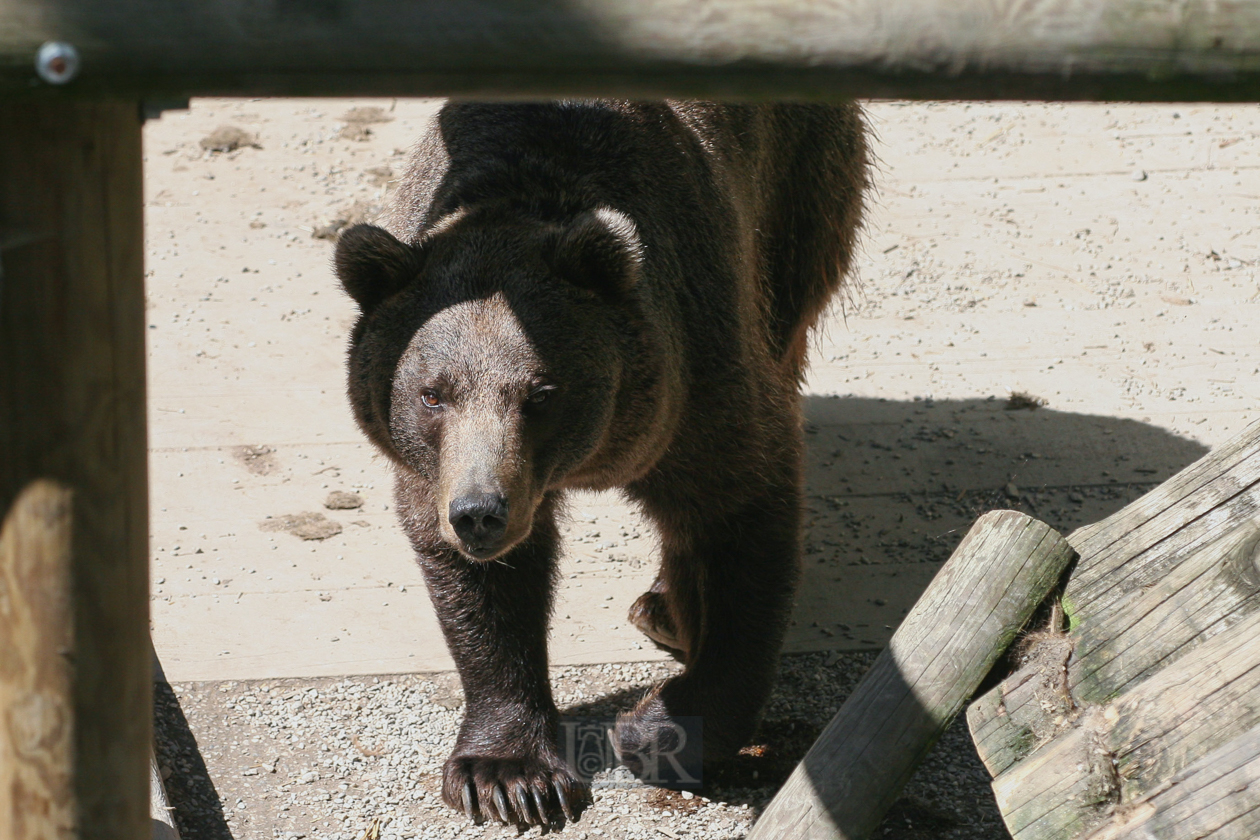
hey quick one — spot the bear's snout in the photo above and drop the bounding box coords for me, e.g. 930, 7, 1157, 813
448, 492, 510, 557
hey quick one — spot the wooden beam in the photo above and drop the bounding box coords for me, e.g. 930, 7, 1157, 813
2, 0, 1260, 101
747, 510, 1075, 840
0, 99, 150, 840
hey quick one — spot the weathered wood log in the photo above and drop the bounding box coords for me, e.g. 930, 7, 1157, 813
1081, 724, 1260, 840
748, 510, 1075, 840
0, 99, 150, 840
969, 418, 1260, 778
990, 605, 1260, 839
150, 645, 180, 840
151, 749, 179, 840
966, 418, 1260, 840
3, 0, 1260, 101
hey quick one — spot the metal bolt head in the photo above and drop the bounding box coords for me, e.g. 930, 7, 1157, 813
35, 41, 80, 85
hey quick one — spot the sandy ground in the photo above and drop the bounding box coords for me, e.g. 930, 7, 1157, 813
144, 98, 1259, 839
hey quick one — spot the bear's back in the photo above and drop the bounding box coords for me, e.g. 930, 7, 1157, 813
386, 100, 866, 376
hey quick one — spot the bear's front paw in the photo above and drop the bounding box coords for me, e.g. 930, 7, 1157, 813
442, 754, 591, 826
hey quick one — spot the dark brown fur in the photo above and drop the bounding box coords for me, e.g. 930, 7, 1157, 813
335, 100, 867, 827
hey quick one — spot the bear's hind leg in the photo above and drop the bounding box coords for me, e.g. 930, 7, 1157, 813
615, 481, 802, 776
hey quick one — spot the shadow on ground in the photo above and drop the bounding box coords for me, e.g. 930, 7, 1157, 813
788, 395, 1208, 654
155, 680, 234, 840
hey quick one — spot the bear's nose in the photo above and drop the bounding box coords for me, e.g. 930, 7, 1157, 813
448, 493, 509, 554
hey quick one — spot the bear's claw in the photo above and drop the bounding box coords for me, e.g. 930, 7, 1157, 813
460, 780, 481, 825
443, 755, 591, 826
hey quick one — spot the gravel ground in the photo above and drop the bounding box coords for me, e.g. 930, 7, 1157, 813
152, 467, 1165, 840
155, 650, 1008, 840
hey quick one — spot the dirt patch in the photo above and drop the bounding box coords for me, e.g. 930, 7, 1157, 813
199, 126, 260, 153
259, 512, 343, 541
324, 491, 363, 510
881, 796, 964, 840
337, 124, 373, 142
232, 444, 278, 476
311, 198, 383, 240
708, 718, 823, 791
341, 106, 394, 125
336, 107, 394, 142
1006, 391, 1047, 410
645, 787, 705, 813
363, 165, 393, 188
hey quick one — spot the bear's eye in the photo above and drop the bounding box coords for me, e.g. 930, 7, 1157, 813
419, 389, 442, 409
526, 386, 556, 405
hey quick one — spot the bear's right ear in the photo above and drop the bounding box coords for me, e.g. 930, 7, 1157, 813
335, 224, 425, 313
548, 208, 643, 297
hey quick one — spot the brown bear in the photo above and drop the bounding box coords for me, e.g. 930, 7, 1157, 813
334, 100, 867, 827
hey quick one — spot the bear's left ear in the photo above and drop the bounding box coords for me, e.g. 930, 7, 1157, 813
335, 224, 426, 313
548, 208, 643, 296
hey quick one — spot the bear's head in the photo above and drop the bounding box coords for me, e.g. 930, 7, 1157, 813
335, 207, 644, 561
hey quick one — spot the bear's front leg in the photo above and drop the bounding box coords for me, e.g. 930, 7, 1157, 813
416, 510, 590, 826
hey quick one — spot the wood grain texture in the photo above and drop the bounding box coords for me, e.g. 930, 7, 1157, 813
968, 418, 1260, 778
748, 510, 1075, 840
0, 99, 150, 840
990, 607, 1260, 840
0, 481, 76, 839
1081, 725, 1260, 840
150, 750, 179, 840
2, 0, 1260, 100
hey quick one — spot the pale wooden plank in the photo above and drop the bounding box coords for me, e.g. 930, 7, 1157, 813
1068, 474, 1260, 617
748, 511, 1074, 840
970, 518, 1260, 776
974, 515, 1260, 775
3, 0, 1260, 100
1070, 521, 1260, 697
1068, 417, 1260, 559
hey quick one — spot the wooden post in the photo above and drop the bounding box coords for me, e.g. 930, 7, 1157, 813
0, 100, 150, 840
748, 511, 1076, 840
